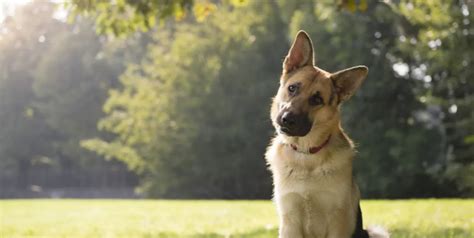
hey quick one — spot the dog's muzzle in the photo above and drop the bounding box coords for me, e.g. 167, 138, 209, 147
277, 111, 312, 137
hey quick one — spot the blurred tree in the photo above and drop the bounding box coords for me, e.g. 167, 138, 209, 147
83, 1, 287, 198
0, 1, 139, 196
66, 0, 216, 36
396, 0, 474, 196
67, 0, 361, 36
83, 0, 473, 198
2, 0, 472, 198
0, 2, 63, 189
32, 20, 122, 186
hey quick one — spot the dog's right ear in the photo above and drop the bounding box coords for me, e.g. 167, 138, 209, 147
283, 31, 314, 73
331, 66, 368, 103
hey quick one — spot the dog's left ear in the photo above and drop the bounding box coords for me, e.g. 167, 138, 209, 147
331, 66, 368, 103
283, 31, 314, 73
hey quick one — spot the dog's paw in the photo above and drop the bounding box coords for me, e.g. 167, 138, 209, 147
367, 225, 390, 238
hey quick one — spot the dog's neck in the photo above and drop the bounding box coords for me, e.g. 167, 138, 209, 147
289, 134, 332, 154
280, 123, 352, 154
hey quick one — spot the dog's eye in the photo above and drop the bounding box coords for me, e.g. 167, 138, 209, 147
309, 93, 324, 106
288, 84, 298, 93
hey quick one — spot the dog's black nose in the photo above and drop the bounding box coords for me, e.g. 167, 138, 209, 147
277, 111, 312, 137
281, 112, 296, 127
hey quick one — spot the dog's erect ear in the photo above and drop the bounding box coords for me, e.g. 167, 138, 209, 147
283, 31, 314, 73
331, 66, 368, 103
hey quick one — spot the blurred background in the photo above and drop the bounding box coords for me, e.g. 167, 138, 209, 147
0, 0, 473, 200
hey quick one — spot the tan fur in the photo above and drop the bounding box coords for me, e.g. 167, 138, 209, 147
266, 128, 360, 238
266, 31, 373, 238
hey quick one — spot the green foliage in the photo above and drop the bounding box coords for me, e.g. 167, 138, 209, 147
66, 0, 193, 36
79, 0, 474, 198
0, 1, 137, 193
1, 199, 473, 237
66, 0, 361, 37
84, 2, 286, 198
67, 0, 250, 36
0, 2, 62, 187
81, 138, 144, 171
2, 0, 473, 199
395, 0, 474, 196
33, 21, 115, 163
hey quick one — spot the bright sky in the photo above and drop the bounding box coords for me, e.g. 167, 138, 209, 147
0, 0, 67, 23
0, 0, 30, 22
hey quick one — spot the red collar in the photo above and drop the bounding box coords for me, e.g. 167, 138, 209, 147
289, 135, 332, 154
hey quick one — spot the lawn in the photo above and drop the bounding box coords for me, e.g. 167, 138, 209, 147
0, 199, 472, 238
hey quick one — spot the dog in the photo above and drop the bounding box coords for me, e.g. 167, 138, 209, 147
265, 30, 389, 238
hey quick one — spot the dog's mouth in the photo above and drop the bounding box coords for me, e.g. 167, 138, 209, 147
279, 127, 291, 134
278, 124, 312, 137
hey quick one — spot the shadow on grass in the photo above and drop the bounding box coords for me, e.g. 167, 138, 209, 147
389, 227, 472, 238
143, 227, 472, 238
143, 227, 278, 238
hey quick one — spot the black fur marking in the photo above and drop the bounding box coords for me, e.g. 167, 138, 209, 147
351, 204, 369, 238
309, 91, 324, 106
329, 79, 337, 105
287, 169, 294, 178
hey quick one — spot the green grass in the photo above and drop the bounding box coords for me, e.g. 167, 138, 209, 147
0, 199, 472, 238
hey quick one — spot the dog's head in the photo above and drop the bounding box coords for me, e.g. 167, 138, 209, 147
271, 31, 368, 138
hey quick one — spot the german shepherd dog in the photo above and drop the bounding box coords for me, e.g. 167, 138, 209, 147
265, 31, 389, 238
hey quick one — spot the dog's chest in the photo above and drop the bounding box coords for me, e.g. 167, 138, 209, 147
271, 146, 353, 208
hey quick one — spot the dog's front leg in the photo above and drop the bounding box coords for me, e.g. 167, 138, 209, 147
277, 193, 305, 238
279, 213, 304, 238
326, 208, 353, 238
